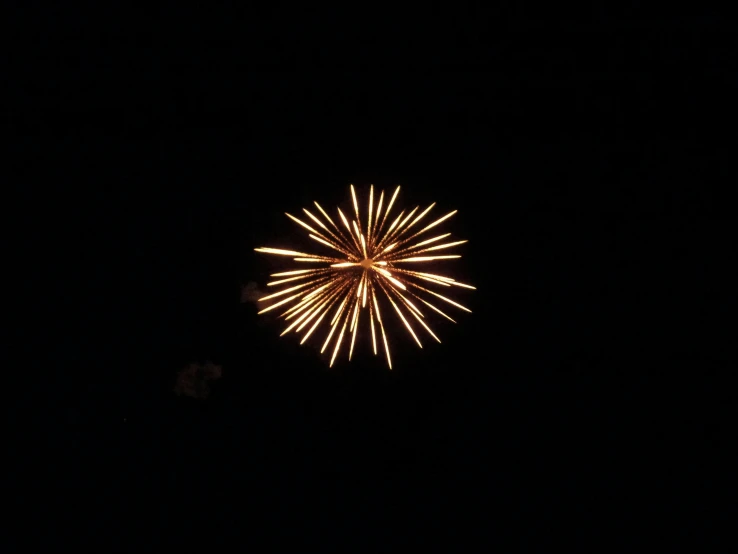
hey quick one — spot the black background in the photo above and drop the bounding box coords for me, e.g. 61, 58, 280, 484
13, 6, 736, 551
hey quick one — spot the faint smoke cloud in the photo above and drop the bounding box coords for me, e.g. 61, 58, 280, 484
174, 361, 222, 399
241, 281, 263, 303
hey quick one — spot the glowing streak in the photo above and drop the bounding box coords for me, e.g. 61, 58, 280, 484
301, 311, 326, 343
331, 293, 351, 325
349, 304, 359, 360
338, 207, 363, 253
371, 190, 385, 246
302, 208, 329, 231
304, 208, 354, 253
314, 201, 340, 231
257, 292, 303, 314
330, 316, 348, 367
373, 266, 407, 290
321, 316, 340, 353
367, 185, 374, 242
332, 262, 358, 268
255, 247, 313, 257
258, 280, 325, 302
267, 270, 328, 287
285, 213, 320, 235
350, 184, 359, 220
414, 285, 472, 313
394, 255, 461, 262
419, 210, 457, 233
309, 233, 346, 254
382, 285, 422, 348
297, 286, 344, 332
418, 297, 456, 323
372, 287, 392, 369
410, 233, 451, 248
369, 301, 377, 354
421, 240, 468, 252
271, 269, 318, 277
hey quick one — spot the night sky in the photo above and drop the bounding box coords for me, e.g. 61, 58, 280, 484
15, 7, 735, 551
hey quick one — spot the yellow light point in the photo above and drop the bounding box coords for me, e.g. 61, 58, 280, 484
254, 184, 473, 367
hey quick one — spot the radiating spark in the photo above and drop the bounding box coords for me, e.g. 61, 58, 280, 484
254, 185, 473, 368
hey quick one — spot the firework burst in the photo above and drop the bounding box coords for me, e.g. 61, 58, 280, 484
254, 185, 474, 369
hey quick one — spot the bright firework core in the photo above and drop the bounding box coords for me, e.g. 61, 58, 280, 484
254, 184, 475, 369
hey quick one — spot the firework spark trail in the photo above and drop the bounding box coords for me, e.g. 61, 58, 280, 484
255, 185, 474, 368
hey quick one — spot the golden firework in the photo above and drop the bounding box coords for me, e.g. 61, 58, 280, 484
255, 185, 474, 369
